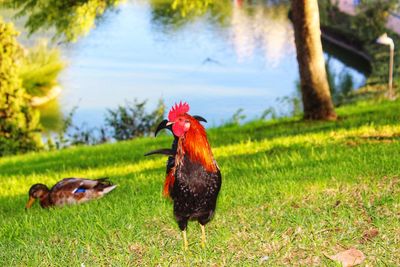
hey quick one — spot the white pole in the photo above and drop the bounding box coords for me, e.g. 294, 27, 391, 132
389, 44, 394, 99
376, 33, 395, 100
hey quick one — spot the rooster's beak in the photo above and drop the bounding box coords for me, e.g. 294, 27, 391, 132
155, 119, 171, 137
166, 121, 174, 126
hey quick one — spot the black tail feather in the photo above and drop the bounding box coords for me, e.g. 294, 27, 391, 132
144, 148, 175, 156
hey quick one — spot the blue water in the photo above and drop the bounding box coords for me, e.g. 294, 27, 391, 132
7, 1, 366, 128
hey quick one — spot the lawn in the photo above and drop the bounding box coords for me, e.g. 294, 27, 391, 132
0, 99, 399, 266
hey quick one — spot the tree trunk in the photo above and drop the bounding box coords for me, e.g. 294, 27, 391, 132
291, 0, 337, 120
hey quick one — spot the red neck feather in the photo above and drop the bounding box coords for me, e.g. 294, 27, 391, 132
179, 118, 217, 173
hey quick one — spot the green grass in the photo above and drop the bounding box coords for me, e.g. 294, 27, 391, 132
1, 99, 400, 266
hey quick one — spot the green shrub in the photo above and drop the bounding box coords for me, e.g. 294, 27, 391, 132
3, 0, 122, 42
224, 108, 246, 126
0, 19, 42, 156
20, 41, 65, 97
319, 0, 400, 89
351, 0, 397, 43
105, 99, 165, 141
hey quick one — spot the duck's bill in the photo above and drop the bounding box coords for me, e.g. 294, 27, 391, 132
25, 196, 35, 210
144, 148, 175, 156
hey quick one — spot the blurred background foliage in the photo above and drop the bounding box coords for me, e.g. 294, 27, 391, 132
319, 0, 400, 87
105, 98, 165, 141
150, 0, 232, 31
1, 0, 122, 42
20, 41, 65, 97
319, 0, 398, 43
0, 19, 42, 156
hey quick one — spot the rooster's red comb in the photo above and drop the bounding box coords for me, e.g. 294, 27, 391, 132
168, 101, 190, 121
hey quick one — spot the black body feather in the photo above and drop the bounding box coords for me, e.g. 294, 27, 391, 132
172, 155, 222, 230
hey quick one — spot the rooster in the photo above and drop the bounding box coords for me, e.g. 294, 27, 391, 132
147, 102, 221, 249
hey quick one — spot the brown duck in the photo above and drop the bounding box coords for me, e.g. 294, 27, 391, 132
25, 178, 117, 209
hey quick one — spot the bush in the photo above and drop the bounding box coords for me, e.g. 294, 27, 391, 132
3, 0, 121, 42
224, 108, 246, 126
43, 99, 165, 149
0, 19, 42, 156
105, 99, 165, 141
351, 0, 397, 43
319, 0, 400, 88
19, 41, 65, 97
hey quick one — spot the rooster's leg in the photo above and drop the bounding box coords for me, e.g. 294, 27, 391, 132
178, 218, 189, 250
200, 224, 206, 248
182, 230, 188, 250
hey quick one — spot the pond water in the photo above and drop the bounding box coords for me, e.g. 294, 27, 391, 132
3, 1, 367, 129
